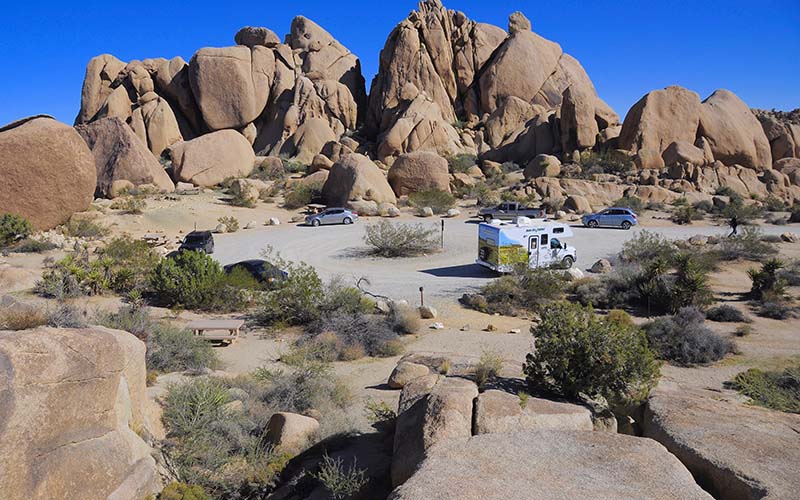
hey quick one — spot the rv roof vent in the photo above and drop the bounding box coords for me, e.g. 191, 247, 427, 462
516, 216, 531, 226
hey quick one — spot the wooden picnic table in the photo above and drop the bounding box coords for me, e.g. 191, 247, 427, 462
186, 319, 245, 343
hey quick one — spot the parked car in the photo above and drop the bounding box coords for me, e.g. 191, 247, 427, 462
223, 259, 287, 287
179, 231, 215, 253
582, 207, 638, 229
306, 208, 358, 226
478, 202, 546, 222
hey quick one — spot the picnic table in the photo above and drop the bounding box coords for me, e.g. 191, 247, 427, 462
186, 319, 245, 344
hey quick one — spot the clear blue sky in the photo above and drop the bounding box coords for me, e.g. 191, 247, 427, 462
1, 0, 798, 126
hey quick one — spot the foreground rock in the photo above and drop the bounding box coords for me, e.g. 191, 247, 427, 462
0, 116, 96, 230
0, 327, 160, 500
76, 117, 174, 197
170, 129, 255, 186
389, 431, 712, 500
644, 386, 800, 500
473, 390, 593, 434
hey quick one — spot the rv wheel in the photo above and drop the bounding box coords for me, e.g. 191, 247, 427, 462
561, 256, 574, 269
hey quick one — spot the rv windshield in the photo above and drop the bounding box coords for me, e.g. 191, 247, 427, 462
551, 238, 561, 249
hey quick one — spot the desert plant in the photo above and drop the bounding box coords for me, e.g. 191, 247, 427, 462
217, 216, 239, 233
0, 307, 50, 330
312, 455, 368, 500
763, 195, 787, 212
643, 307, 736, 366
619, 230, 675, 263
281, 156, 306, 174
389, 302, 421, 334
255, 258, 324, 327
473, 350, 503, 388
613, 196, 644, 212
229, 190, 256, 208
717, 226, 777, 261
670, 253, 713, 312
729, 365, 800, 413
283, 181, 323, 209
408, 188, 455, 214
705, 304, 750, 323
480, 266, 566, 316
63, 218, 109, 239
157, 482, 211, 500
524, 302, 660, 404
7, 238, 56, 253
748, 258, 786, 300
252, 159, 286, 181
448, 153, 478, 173
577, 150, 634, 177
734, 325, 754, 337
0, 213, 33, 247
111, 196, 147, 214
150, 251, 230, 310
671, 205, 701, 225
363, 399, 397, 425
302, 310, 400, 360
755, 300, 795, 320
364, 220, 440, 257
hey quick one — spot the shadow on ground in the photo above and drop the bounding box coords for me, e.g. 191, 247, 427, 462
419, 263, 497, 279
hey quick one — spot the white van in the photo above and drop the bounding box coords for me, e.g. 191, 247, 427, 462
476, 217, 576, 273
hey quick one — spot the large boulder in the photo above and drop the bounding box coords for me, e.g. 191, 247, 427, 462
0, 116, 96, 230
560, 84, 599, 153
644, 386, 800, 500
0, 327, 160, 500
170, 129, 255, 187
388, 151, 451, 196
322, 153, 397, 207
75, 54, 126, 124
619, 86, 703, 169
698, 90, 772, 170
473, 390, 593, 434
524, 154, 561, 179
234, 26, 281, 48
129, 93, 184, 157
754, 109, 800, 161
265, 412, 320, 453
76, 117, 174, 197
388, 431, 712, 500
662, 140, 707, 167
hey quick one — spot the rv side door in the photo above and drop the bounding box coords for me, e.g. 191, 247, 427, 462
539, 234, 552, 266
528, 235, 539, 268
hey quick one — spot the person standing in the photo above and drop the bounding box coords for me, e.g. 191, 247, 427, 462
728, 214, 739, 237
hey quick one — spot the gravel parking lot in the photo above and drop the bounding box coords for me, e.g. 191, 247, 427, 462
213, 215, 793, 307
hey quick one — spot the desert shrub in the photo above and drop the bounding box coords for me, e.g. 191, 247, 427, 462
389, 302, 421, 334
7, 238, 56, 253
111, 196, 147, 214
756, 300, 794, 320
613, 196, 644, 212
312, 455, 368, 500
408, 188, 455, 214
524, 302, 660, 404
761, 234, 783, 243
459, 292, 489, 313
283, 182, 322, 209
719, 196, 764, 222
705, 304, 750, 323
619, 230, 675, 263
734, 325, 753, 337
100, 236, 161, 293
157, 482, 211, 500
473, 350, 503, 388
63, 218, 109, 239
364, 220, 439, 257
671, 205, 701, 225
217, 216, 239, 233
606, 309, 634, 327
252, 159, 286, 181
577, 150, 634, 177
715, 186, 738, 197
729, 365, 800, 413
258, 355, 351, 418
670, 253, 713, 312
748, 259, 786, 300
47, 303, 88, 328
717, 226, 777, 261
448, 153, 478, 173
0, 307, 50, 330
0, 213, 33, 248
363, 399, 396, 425
643, 307, 736, 366
763, 195, 787, 212
229, 190, 256, 208
693, 200, 714, 214
480, 266, 567, 316
281, 156, 306, 174
780, 260, 800, 286
302, 311, 400, 360
255, 259, 324, 327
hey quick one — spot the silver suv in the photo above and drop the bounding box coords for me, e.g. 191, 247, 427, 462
305, 208, 359, 227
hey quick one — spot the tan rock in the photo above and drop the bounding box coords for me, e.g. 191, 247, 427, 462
474, 390, 593, 434
322, 153, 397, 206
309, 153, 334, 173
266, 412, 320, 452
0, 116, 97, 230
76, 54, 126, 124
560, 85, 598, 152
76, 117, 174, 197
524, 154, 561, 179
565, 194, 591, 213
153, 56, 203, 135
662, 140, 706, 167
0, 327, 160, 500
591, 258, 612, 274
388, 361, 431, 389
507, 11, 531, 34
388, 151, 451, 196
170, 129, 255, 187
130, 94, 183, 157
282, 117, 337, 165
234, 26, 281, 47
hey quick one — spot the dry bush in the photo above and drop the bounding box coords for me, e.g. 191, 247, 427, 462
364, 220, 439, 257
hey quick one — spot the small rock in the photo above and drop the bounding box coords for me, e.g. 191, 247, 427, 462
509, 328, 521, 334
290, 215, 305, 223
508, 11, 532, 34
222, 400, 244, 414
268, 217, 280, 226
555, 210, 567, 219
244, 220, 258, 229
460, 324, 470, 332
590, 259, 612, 274
485, 324, 498, 332
419, 305, 437, 319
688, 235, 708, 246
563, 268, 584, 281
375, 300, 391, 314
265, 412, 319, 452
420, 207, 434, 217
429, 322, 445, 330
780, 232, 799, 243
445, 208, 460, 218
214, 223, 226, 233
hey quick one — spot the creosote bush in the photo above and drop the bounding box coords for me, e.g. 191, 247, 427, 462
718, 226, 777, 261
63, 218, 110, 239
729, 365, 800, 413
110, 196, 147, 214
408, 188, 455, 214
643, 307, 736, 366
0, 213, 33, 248
705, 304, 751, 323
524, 301, 660, 404
447, 153, 478, 173
312, 455, 368, 500
477, 265, 567, 316
364, 220, 439, 257
217, 216, 239, 233
473, 350, 503, 389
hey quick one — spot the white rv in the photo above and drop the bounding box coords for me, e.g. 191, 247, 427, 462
476, 217, 576, 273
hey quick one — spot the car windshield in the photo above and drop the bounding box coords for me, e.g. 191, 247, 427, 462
185, 235, 205, 243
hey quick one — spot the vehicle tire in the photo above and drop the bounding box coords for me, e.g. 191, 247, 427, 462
588, 220, 599, 228
343, 217, 352, 225
621, 221, 632, 230
561, 256, 574, 269
312, 219, 321, 227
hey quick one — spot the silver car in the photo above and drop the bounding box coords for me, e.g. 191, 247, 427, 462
305, 208, 359, 226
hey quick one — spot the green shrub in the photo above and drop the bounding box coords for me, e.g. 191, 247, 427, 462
110, 196, 146, 214
364, 220, 440, 257
283, 182, 322, 209
756, 300, 795, 320
448, 153, 478, 173
255, 259, 324, 327
524, 302, 660, 404
748, 258, 786, 300
763, 195, 787, 212
217, 216, 239, 233
252, 159, 286, 181
613, 196, 644, 212
100, 236, 162, 293
150, 251, 245, 311
715, 186, 738, 197
157, 482, 211, 500
670, 253, 713, 312
312, 455, 368, 500
734, 325, 753, 337
480, 266, 567, 316
229, 190, 256, 208
281, 156, 306, 174
302, 311, 400, 360
717, 226, 777, 261
258, 355, 351, 416
671, 205, 702, 225
578, 150, 634, 177
619, 230, 675, 263
705, 304, 750, 323
408, 188, 455, 214
644, 307, 736, 366
729, 365, 800, 413
63, 218, 109, 239
0, 213, 33, 247
7, 238, 56, 253
363, 399, 397, 425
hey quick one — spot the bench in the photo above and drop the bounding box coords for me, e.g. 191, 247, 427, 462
186, 319, 245, 344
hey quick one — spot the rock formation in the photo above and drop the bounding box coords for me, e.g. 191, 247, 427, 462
170, 129, 255, 187
322, 153, 397, 208
388, 151, 451, 196
0, 326, 161, 500
0, 116, 96, 230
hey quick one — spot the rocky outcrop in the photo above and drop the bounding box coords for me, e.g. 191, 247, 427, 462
644, 386, 800, 500
699, 90, 772, 169
473, 390, 593, 434
389, 431, 712, 500
0, 116, 97, 230
754, 108, 800, 163
322, 153, 397, 207
170, 129, 255, 187
76, 117, 174, 197
388, 151, 451, 196
0, 326, 160, 500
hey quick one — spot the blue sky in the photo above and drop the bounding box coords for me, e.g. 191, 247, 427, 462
1, 0, 798, 126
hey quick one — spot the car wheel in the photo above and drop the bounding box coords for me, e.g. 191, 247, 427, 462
621, 221, 632, 230
343, 217, 352, 225
588, 220, 599, 228
561, 256, 574, 269
312, 219, 321, 227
